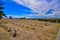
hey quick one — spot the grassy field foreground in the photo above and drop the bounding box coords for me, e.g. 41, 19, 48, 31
0, 19, 60, 40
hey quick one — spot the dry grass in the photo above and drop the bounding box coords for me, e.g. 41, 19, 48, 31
0, 19, 60, 40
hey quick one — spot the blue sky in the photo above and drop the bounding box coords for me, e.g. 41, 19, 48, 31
0, 0, 60, 18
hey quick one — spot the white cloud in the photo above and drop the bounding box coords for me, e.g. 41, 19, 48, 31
6, 15, 23, 18
12, 0, 60, 18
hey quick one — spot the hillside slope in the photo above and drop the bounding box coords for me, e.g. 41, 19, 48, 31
0, 19, 60, 40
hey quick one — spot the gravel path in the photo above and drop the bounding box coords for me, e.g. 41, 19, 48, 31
56, 29, 60, 40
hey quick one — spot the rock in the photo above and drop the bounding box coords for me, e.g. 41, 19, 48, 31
13, 29, 17, 37
7, 27, 11, 32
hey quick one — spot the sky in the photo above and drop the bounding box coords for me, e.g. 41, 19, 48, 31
0, 0, 60, 18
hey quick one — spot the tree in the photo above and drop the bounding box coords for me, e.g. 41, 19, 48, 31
9, 16, 12, 19
0, 2, 6, 20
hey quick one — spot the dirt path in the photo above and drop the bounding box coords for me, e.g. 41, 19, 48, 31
56, 29, 60, 40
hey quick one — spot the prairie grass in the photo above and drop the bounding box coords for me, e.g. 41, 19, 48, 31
0, 19, 60, 40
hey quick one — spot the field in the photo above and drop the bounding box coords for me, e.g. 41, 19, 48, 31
0, 19, 60, 40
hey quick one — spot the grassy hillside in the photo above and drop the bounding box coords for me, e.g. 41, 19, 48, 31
0, 19, 60, 40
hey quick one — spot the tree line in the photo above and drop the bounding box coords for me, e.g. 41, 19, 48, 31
37, 18, 60, 23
